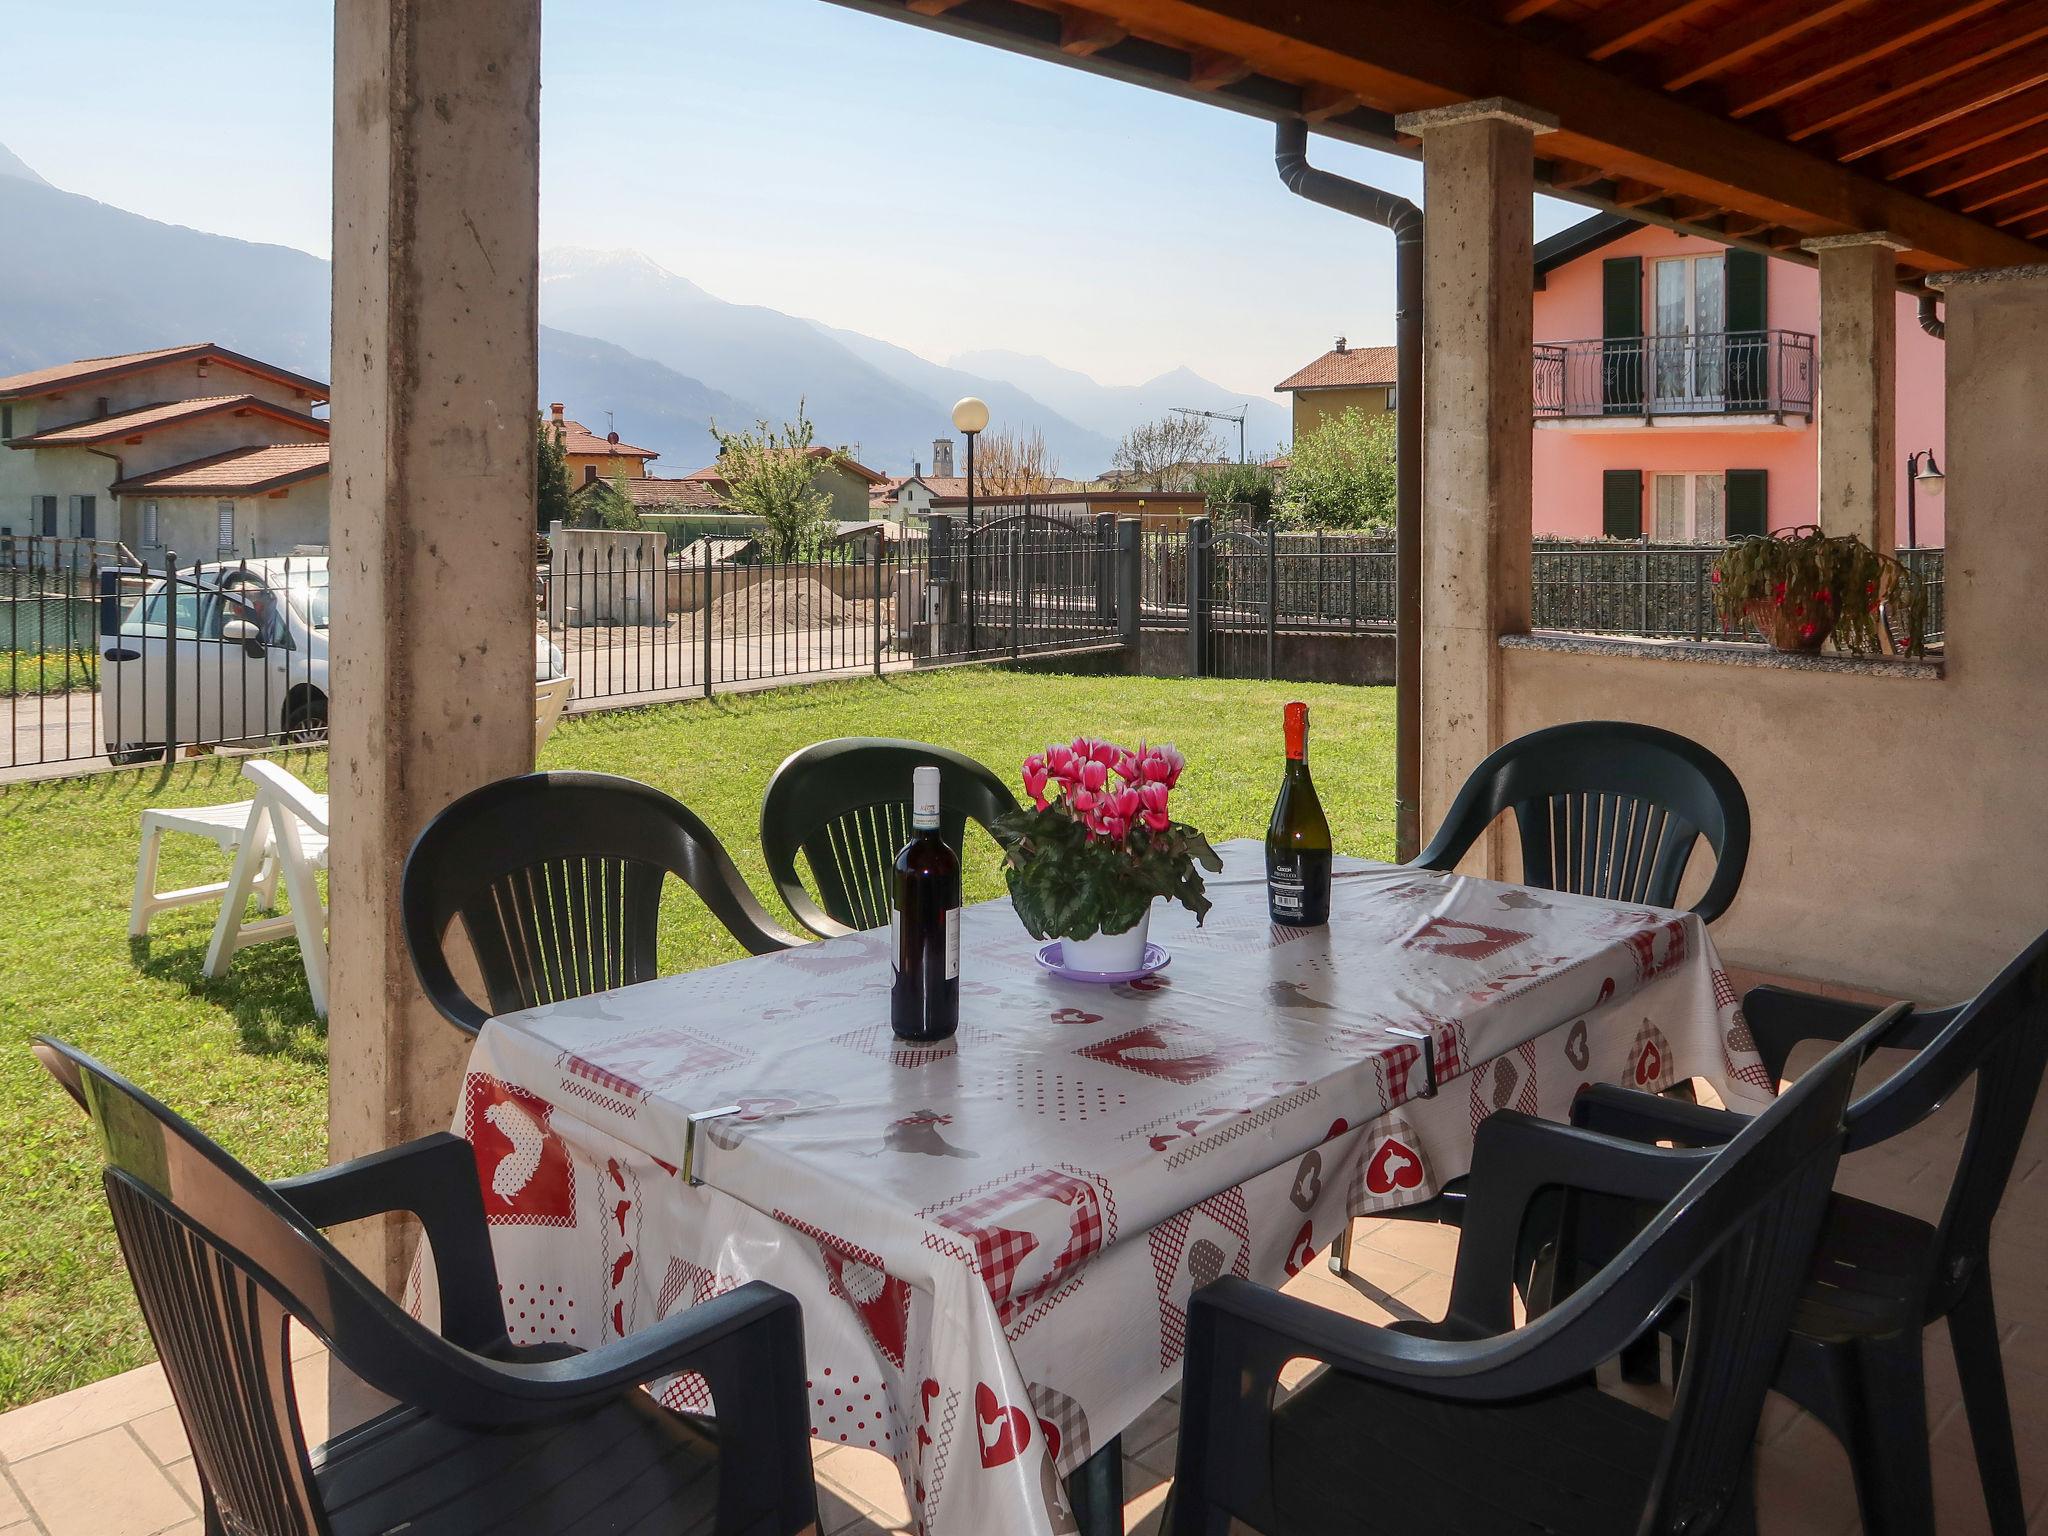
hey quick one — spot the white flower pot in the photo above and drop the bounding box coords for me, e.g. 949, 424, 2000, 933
1062, 904, 1153, 974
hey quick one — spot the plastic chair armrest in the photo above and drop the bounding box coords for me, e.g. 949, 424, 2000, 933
1568, 1083, 1750, 1147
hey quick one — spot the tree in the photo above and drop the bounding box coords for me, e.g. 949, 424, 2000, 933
1275, 406, 1397, 531
535, 415, 574, 532
973, 426, 1061, 496
1196, 461, 1278, 525
577, 469, 644, 531
709, 401, 837, 560
1110, 413, 1223, 491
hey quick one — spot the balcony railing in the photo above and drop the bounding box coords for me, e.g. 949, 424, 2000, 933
1535, 330, 1815, 422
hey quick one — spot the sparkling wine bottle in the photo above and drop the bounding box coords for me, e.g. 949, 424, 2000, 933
1266, 701, 1333, 927
891, 765, 961, 1041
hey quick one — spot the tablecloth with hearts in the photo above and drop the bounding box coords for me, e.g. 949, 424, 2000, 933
424, 842, 1770, 1536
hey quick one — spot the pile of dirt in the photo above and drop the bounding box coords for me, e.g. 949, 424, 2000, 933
690, 574, 862, 635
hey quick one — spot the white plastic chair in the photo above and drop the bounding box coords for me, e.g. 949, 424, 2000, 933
534, 675, 573, 749
130, 762, 332, 1015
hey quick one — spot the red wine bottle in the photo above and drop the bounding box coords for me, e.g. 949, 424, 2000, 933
1267, 701, 1333, 927
891, 765, 961, 1041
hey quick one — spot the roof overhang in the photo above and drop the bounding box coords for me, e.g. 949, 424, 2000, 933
822, 0, 2047, 282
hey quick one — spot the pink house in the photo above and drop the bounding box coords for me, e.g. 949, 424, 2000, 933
1532, 215, 1946, 548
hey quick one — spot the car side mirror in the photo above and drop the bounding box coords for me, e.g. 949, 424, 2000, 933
220, 618, 266, 658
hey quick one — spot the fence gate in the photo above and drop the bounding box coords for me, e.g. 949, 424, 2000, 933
940, 506, 1120, 662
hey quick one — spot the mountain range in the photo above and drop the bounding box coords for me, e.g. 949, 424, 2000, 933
0, 143, 1287, 475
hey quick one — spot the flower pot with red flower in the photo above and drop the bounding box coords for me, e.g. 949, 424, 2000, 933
1710, 526, 1927, 656
993, 737, 1223, 974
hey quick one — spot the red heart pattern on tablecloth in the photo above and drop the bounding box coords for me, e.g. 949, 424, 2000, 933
1401, 915, 1530, 961
974, 1383, 1031, 1468
1366, 1136, 1424, 1194
1631, 1021, 1676, 1090
1284, 1220, 1316, 1277
1076, 1020, 1261, 1084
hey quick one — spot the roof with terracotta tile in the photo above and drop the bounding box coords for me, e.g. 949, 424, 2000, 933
549, 415, 660, 461
574, 475, 731, 511
1273, 345, 1398, 393
111, 443, 331, 497
0, 344, 330, 403
5, 395, 329, 448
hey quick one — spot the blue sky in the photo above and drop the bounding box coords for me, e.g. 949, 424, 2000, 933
0, 0, 1586, 393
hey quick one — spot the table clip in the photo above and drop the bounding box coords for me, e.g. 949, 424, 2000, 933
681, 1105, 744, 1186
1386, 1026, 1438, 1099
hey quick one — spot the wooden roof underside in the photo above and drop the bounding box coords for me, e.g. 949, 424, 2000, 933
827, 0, 2048, 282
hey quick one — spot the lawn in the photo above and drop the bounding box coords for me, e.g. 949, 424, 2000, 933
0, 667, 1392, 1411
0, 649, 98, 696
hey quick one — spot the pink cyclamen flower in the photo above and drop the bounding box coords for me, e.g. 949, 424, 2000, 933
1021, 754, 1050, 809
1068, 786, 1099, 816
1105, 786, 1142, 823
1135, 744, 1185, 789
1111, 744, 1140, 783
1072, 736, 1119, 767
1136, 781, 1171, 830
1078, 758, 1109, 793
1095, 813, 1130, 842
1044, 743, 1080, 783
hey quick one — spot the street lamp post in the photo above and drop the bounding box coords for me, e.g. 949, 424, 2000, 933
952, 397, 989, 653
1905, 448, 1945, 551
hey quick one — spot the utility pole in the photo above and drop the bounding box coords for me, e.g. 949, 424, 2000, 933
1172, 405, 1248, 464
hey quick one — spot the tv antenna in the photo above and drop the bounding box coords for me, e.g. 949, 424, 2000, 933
1171, 405, 1248, 463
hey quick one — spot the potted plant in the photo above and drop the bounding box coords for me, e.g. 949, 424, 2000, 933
1710, 525, 1928, 656
992, 737, 1223, 973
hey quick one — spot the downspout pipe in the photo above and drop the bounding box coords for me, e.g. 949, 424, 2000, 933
1275, 119, 1425, 862
1917, 292, 1945, 340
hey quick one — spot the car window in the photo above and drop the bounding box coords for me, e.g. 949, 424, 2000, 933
280, 566, 330, 630
212, 577, 286, 645
123, 582, 204, 638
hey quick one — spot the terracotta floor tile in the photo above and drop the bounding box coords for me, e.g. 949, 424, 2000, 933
0, 1471, 23, 1526
0, 1361, 173, 1463
8, 1425, 192, 1536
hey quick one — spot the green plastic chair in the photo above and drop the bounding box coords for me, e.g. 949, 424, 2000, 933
760, 737, 1018, 937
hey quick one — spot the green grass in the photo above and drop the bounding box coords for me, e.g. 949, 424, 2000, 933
0, 650, 98, 696
0, 667, 1392, 1411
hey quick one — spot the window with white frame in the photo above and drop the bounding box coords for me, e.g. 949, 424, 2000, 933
1652, 473, 1725, 543
142, 499, 161, 547
216, 501, 235, 551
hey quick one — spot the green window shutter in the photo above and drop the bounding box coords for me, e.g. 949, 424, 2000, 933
1603, 258, 1643, 337
1602, 469, 1644, 539
1725, 468, 1768, 537
1725, 249, 1768, 333
1602, 258, 1643, 411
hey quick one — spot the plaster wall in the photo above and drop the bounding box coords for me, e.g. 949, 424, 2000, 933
1290, 384, 1394, 439
1499, 269, 2047, 1002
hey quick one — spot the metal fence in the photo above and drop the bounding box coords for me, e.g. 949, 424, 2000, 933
1534, 330, 1816, 421
0, 523, 1949, 777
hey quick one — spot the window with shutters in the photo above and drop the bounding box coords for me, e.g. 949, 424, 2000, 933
217, 501, 236, 551
36, 495, 57, 537
75, 494, 96, 540
142, 500, 161, 547
1651, 474, 1725, 543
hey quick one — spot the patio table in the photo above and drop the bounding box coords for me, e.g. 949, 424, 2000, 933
429, 840, 1772, 1536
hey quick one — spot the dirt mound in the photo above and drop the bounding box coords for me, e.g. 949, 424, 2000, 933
691, 573, 861, 635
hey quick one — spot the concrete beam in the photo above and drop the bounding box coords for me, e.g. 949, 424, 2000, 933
1802, 231, 1908, 555
330, 0, 542, 1294
1398, 99, 1551, 873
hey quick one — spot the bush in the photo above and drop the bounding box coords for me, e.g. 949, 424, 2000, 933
1276, 407, 1396, 532
1197, 461, 1277, 524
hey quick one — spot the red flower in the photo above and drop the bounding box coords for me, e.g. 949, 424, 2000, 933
1800, 621, 1818, 639
1709, 570, 1722, 585
1021, 754, 1050, 810
1773, 581, 1787, 599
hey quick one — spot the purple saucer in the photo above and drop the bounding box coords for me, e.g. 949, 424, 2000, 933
1033, 941, 1171, 984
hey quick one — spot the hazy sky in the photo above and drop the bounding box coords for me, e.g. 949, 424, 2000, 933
0, 0, 1587, 394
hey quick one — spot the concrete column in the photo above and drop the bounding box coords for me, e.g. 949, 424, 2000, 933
1395, 98, 1556, 873
1801, 232, 1908, 555
330, 0, 541, 1294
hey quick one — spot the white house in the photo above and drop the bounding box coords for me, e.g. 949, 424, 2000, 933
0, 343, 331, 560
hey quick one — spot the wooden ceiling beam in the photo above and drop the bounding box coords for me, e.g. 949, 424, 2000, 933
1547, 159, 1611, 189
1987, 188, 2048, 225
1876, 83, 2048, 181
1918, 122, 2048, 196
1499, 0, 1566, 22
1718, 212, 1775, 238
873, 0, 2044, 267
1768, 5, 2048, 143
1959, 160, 2048, 211
1185, 47, 1252, 89
1056, 6, 1128, 55
1612, 178, 1666, 207
1718, 0, 2004, 118
2020, 211, 2048, 237
1657, 0, 1876, 92
903, 0, 967, 12
1821, 39, 2048, 161
1133, 0, 2042, 263
1569, 0, 1721, 63
1299, 83, 1362, 121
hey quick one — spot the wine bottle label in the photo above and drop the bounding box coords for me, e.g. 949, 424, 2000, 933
945, 907, 960, 980
1270, 877, 1306, 914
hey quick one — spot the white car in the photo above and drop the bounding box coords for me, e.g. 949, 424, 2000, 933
100, 556, 566, 763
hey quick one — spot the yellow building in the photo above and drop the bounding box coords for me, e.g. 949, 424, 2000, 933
1273, 338, 1397, 438
545, 402, 659, 486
